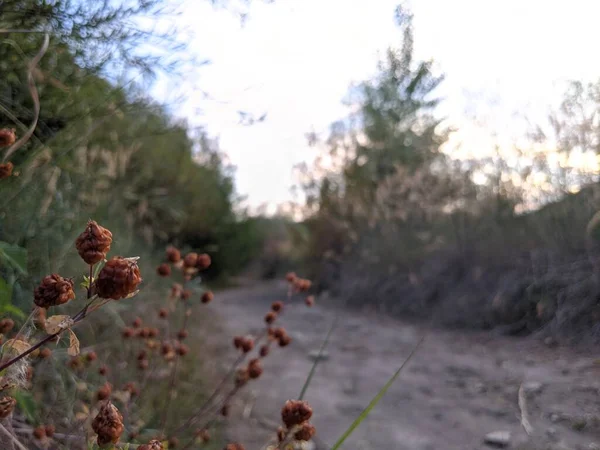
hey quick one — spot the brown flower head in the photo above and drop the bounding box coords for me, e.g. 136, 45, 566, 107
224, 444, 245, 450
95, 257, 142, 300
281, 400, 313, 428
0, 397, 16, 419
273, 327, 286, 340
183, 252, 198, 268
285, 272, 297, 283
96, 382, 113, 401
157, 263, 171, 277
92, 401, 124, 447
45, 425, 55, 438
177, 329, 188, 340
0, 162, 13, 179
294, 422, 316, 441
176, 343, 189, 356
0, 129, 16, 147
0, 318, 14, 334
265, 311, 277, 324
248, 358, 263, 379
138, 440, 164, 450
33, 426, 46, 440
196, 253, 211, 270
201, 291, 214, 304
161, 342, 173, 356
305, 295, 315, 307
75, 220, 113, 265
148, 327, 159, 338
271, 301, 284, 313
259, 344, 270, 358
241, 337, 254, 353
34, 274, 75, 308
166, 246, 181, 263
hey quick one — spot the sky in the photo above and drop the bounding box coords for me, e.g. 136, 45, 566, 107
152, 0, 600, 213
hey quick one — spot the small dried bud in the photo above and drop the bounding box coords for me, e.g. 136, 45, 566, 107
285, 272, 297, 283
138, 440, 163, 450
196, 253, 211, 270
39, 348, 52, 359
168, 437, 179, 448
177, 329, 188, 340
271, 301, 284, 313
224, 443, 245, 450
45, 424, 55, 438
138, 359, 149, 370
273, 327, 286, 340
137, 350, 147, 361
166, 246, 181, 263
95, 257, 142, 300
196, 429, 210, 443
248, 359, 263, 379
233, 336, 243, 349
157, 263, 171, 277
181, 289, 191, 301
86, 351, 98, 362
183, 252, 198, 268
68, 357, 83, 371
161, 342, 173, 355
75, 220, 113, 265
0, 162, 13, 180
241, 338, 254, 353
148, 327, 159, 338
0, 129, 16, 147
158, 307, 168, 318
92, 401, 124, 447
176, 343, 189, 356
220, 404, 230, 417
122, 327, 134, 338
124, 382, 140, 397
305, 295, 315, 307
235, 368, 249, 387
99, 365, 108, 376
0, 318, 14, 334
33, 426, 46, 440
201, 291, 214, 304
278, 334, 292, 347
0, 397, 16, 419
259, 345, 270, 358
34, 274, 75, 308
294, 422, 316, 441
132, 317, 143, 328
96, 382, 112, 401
265, 311, 277, 324
281, 400, 313, 428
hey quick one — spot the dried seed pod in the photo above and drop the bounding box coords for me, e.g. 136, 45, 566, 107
91, 401, 124, 447
132, 317, 142, 328
148, 328, 159, 338
281, 400, 313, 428
265, 311, 277, 324
96, 382, 112, 401
294, 422, 316, 441
305, 295, 315, 307
137, 350, 147, 361
0, 129, 16, 147
138, 359, 149, 370
183, 252, 198, 268
33, 426, 46, 440
75, 220, 113, 265
278, 334, 292, 347
248, 359, 263, 379
259, 345, 270, 358
0, 162, 13, 179
39, 348, 52, 359
95, 257, 142, 300
240, 338, 254, 353
122, 327, 134, 338
158, 307, 168, 318
233, 336, 243, 349
99, 365, 108, 376
224, 443, 245, 450
156, 263, 171, 277
0, 397, 16, 419
44, 424, 55, 438
220, 403, 230, 417
0, 318, 14, 334
177, 329, 188, 340
285, 272, 296, 283
273, 327, 286, 340
271, 301, 284, 312
166, 246, 181, 263
196, 253, 211, 270
138, 440, 163, 450
86, 351, 97, 362
201, 291, 213, 304
196, 429, 210, 443
176, 344, 189, 356
235, 368, 249, 387
277, 426, 286, 442
34, 274, 75, 308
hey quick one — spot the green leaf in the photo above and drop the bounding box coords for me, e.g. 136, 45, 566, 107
0, 304, 26, 320
329, 336, 425, 450
0, 277, 11, 306
298, 315, 339, 400
0, 242, 27, 275
14, 390, 37, 422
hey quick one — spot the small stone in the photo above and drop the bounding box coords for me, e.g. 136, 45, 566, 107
484, 431, 511, 447
523, 381, 544, 395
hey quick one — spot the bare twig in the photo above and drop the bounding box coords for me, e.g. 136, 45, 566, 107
0, 422, 27, 450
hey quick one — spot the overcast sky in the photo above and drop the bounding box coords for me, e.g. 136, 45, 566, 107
152, 0, 600, 212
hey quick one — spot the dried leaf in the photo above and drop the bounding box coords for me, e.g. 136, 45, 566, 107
3, 339, 31, 354
68, 329, 80, 356
45, 315, 73, 334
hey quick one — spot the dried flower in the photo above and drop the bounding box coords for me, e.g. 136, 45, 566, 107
33, 426, 46, 440
75, 220, 113, 265
196, 429, 210, 443
157, 263, 171, 277
177, 329, 188, 340
92, 401, 124, 447
259, 345, 270, 357
0, 318, 14, 334
220, 404, 230, 417
137, 350, 147, 361
0, 129, 16, 147
196, 253, 211, 270
265, 311, 277, 324
138, 440, 163, 450
305, 295, 315, 307
278, 334, 292, 347
271, 301, 284, 313
294, 422, 316, 441
241, 338, 254, 353
273, 327, 286, 340
34, 274, 75, 309
0, 397, 16, 419
281, 400, 312, 428
96, 382, 113, 401
45, 424, 55, 438
158, 307, 168, 318
95, 257, 142, 300
248, 359, 263, 379
0, 162, 13, 179
201, 291, 214, 304
183, 252, 198, 268
148, 327, 159, 338
166, 246, 181, 263
233, 336, 243, 349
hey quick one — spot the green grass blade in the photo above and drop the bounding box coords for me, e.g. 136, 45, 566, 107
329, 335, 426, 450
298, 315, 339, 400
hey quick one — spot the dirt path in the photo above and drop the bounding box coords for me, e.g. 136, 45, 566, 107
212, 281, 600, 450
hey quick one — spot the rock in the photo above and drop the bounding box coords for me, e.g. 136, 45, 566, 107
523, 381, 544, 395
484, 431, 511, 448
308, 349, 330, 361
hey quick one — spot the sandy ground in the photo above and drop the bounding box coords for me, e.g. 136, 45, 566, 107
209, 280, 600, 450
